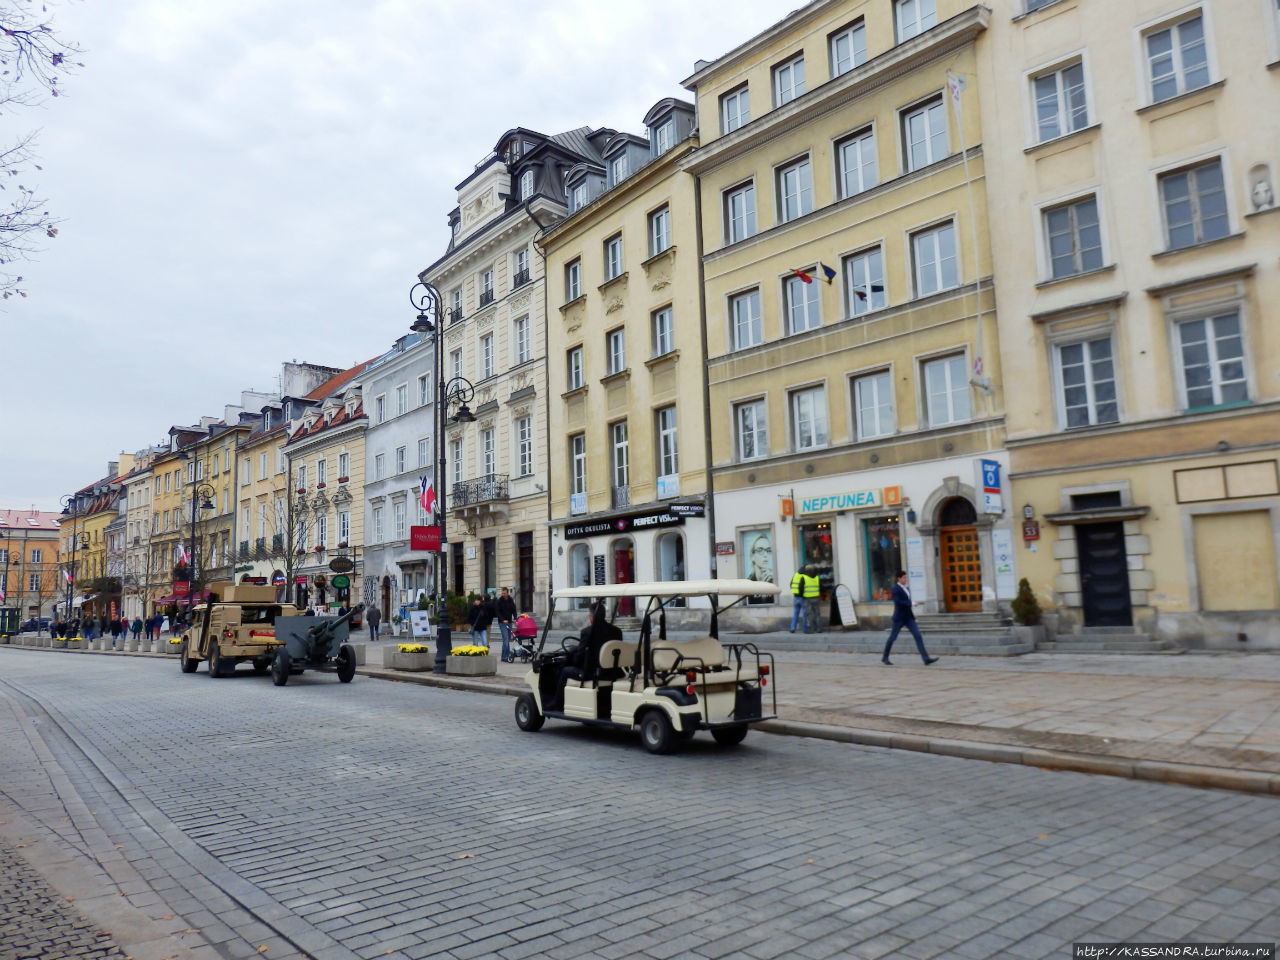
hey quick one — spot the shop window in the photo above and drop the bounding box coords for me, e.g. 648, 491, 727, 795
863, 516, 902, 601
740, 528, 776, 604
657, 533, 686, 605
796, 520, 833, 599
570, 543, 591, 611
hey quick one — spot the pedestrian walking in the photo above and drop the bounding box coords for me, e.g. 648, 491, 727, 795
801, 566, 822, 633
494, 587, 517, 662
468, 596, 493, 647
367, 604, 381, 641
882, 570, 938, 666
788, 567, 806, 633
131, 617, 143, 641
110, 619, 122, 647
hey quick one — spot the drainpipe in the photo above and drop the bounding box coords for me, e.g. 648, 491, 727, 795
694, 172, 717, 582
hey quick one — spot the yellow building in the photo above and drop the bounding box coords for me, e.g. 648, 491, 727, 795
148, 443, 194, 616
1, 508, 62, 623
540, 100, 712, 617
236, 412, 293, 597
979, 0, 1280, 648
682, 0, 1010, 626
61, 457, 132, 620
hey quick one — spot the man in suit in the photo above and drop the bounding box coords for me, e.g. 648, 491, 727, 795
882, 570, 938, 666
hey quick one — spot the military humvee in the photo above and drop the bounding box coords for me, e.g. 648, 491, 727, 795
179, 582, 298, 677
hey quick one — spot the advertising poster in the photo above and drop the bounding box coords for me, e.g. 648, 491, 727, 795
905, 537, 928, 601
991, 528, 1016, 599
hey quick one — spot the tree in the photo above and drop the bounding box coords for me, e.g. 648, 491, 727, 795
0, 0, 83, 299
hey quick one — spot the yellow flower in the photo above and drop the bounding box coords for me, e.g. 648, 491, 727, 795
449, 644, 491, 657
398, 643, 429, 653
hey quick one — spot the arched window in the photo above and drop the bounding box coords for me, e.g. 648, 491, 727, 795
939, 497, 977, 526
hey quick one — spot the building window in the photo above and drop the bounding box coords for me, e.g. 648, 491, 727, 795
316, 515, 328, 548
1056, 337, 1119, 428
519, 168, 535, 199
450, 349, 462, 381
516, 416, 533, 476
451, 438, 463, 484
724, 181, 757, 243
317, 459, 327, 485
864, 516, 901, 601
777, 157, 813, 222
1032, 61, 1088, 143
1044, 196, 1103, 279
1145, 14, 1210, 103
652, 307, 674, 357
731, 289, 762, 350
734, 399, 769, 460
853, 370, 895, 440
651, 118, 674, 156
514, 247, 530, 286
609, 153, 629, 186
568, 180, 588, 212
923, 354, 971, 426
418, 374, 429, 406
570, 434, 586, 495
482, 428, 495, 476
29, 572, 40, 591
790, 386, 829, 450
784, 273, 821, 334
830, 21, 868, 77
297, 464, 307, 489
565, 259, 582, 301
375, 395, 386, 424
837, 127, 877, 199
648, 206, 670, 256
844, 246, 887, 316
418, 438, 428, 468
604, 233, 623, 281
395, 446, 406, 475
902, 96, 947, 171
394, 501, 406, 541
480, 333, 494, 379
1176, 311, 1247, 409
656, 406, 678, 478
721, 85, 750, 134
1159, 159, 1229, 250
373, 507, 384, 543
773, 54, 805, 106
896, 0, 936, 42
374, 454, 385, 480
611, 421, 629, 489
339, 510, 349, 544
606, 328, 626, 375
513, 315, 531, 365
567, 346, 584, 391
259, 451, 268, 479
480, 268, 495, 306
338, 452, 349, 478
450, 287, 462, 323
393, 384, 405, 416
277, 449, 286, 474
912, 221, 959, 297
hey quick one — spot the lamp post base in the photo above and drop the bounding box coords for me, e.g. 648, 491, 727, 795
434, 625, 451, 673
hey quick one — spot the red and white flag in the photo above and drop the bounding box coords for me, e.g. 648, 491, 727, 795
176, 544, 190, 566
419, 474, 437, 516
63, 568, 73, 585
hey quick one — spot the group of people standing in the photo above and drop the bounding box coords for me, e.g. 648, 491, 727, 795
48, 613, 171, 644
469, 587, 537, 662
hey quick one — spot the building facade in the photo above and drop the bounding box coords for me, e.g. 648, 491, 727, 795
1, 508, 62, 624
981, 0, 1280, 647
683, 0, 1012, 628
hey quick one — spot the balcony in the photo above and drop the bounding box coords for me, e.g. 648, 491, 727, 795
255, 536, 266, 557
512, 268, 531, 289
447, 307, 464, 325
452, 474, 508, 507
238, 540, 250, 559
611, 485, 630, 510
272, 534, 284, 553
479, 289, 495, 308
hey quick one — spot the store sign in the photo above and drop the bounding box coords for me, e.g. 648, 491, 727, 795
294, 576, 308, 585
332, 574, 350, 589
1022, 520, 1040, 541
328, 556, 355, 573
409, 526, 441, 551
173, 581, 190, 597
271, 571, 286, 585
668, 502, 705, 518
798, 488, 889, 515
565, 507, 686, 540
977, 459, 1003, 514
239, 575, 268, 585
715, 541, 735, 556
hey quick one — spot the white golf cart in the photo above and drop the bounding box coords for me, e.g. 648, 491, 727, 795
513, 579, 780, 754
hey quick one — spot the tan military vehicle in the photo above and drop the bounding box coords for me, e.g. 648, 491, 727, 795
178, 582, 299, 677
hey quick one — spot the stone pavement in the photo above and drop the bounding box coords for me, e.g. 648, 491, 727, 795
355, 628, 1280, 795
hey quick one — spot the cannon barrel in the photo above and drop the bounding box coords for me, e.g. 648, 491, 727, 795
305, 603, 365, 640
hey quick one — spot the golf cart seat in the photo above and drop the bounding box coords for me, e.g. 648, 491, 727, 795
651, 636, 726, 672
598, 639, 638, 679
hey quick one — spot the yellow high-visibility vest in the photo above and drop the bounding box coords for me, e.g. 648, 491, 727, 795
790, 571, 805, 596
801, 574, 821, 598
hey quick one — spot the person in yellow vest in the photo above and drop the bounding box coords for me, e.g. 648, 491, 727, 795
788, 567, 806, 633
801, 565, 822, 634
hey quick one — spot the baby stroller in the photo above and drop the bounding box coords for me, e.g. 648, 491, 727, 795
509, 633, 535, 663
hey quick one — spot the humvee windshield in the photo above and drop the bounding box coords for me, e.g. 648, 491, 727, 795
238, 605, 284, 624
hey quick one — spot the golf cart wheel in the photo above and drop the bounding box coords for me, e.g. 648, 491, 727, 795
514, 693, 544, 732
336, 644, 356, 683
639, 709, 677, 755
208, 644, 224, 678
179, 638, 199, 674
711, 724, 749, 747
271, 649, 291, 687
677, 725, 697, 741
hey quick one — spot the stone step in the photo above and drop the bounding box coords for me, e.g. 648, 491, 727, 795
1039, 633, 1182, 654
753, 633, 1032, 657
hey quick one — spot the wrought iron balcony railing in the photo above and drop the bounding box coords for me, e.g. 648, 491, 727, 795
512, 268, 531, 288
479, 289, 495, 308
451, 474, 509, 507
611, 485, 630, 509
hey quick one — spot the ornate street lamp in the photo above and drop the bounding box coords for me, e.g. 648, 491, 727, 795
185, 482, 216, 622
59, 494, 80, 628
410, 281, 476, 672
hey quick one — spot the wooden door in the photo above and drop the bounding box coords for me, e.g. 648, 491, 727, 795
940, 526, 982, 612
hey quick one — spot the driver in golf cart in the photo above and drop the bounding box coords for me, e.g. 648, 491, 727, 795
513, 579, 780, 754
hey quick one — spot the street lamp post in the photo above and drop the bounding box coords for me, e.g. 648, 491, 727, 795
410, 281, 476, 672
185, 482, 216, 624
59, 494, 80, 631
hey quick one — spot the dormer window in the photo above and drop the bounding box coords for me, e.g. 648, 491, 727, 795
651, 118, 674, 156
568, 180, 589, 212
609, 153, 629, 186
519, 168, 535, 199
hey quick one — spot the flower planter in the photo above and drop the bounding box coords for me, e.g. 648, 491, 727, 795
447, 654, 496, 677
128, 638, 141, 652
384, 648, 433, 671
67, 639, 83, 650
167, 640, 183, 654
53, 638, 67, 649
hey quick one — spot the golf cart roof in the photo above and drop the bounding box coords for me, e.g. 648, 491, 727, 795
552, 578, 781, 600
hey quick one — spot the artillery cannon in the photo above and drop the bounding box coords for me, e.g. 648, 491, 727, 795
269, 603, 364, 686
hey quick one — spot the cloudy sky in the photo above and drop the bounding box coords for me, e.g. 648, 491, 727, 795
3, 0, 786, 511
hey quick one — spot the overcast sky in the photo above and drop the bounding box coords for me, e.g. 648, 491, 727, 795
3, 0, 786, 511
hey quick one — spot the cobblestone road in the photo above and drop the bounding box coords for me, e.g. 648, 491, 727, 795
1, 648, 1278, 960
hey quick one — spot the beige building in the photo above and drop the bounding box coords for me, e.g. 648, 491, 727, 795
540, 100, 713, 618
682, 0, 1011, 627
980, 0, 1280, 647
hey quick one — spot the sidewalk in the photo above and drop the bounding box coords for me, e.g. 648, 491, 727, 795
359, 629, 1280, 795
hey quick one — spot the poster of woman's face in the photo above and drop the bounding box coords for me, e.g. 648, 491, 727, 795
742, 528, 774, 583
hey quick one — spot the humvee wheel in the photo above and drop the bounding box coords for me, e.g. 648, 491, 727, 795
335, 644, 356, 683
514, 692, 544, 731
711, 724, 749, 747
271, 649, 291, 686
639, 709, 677, 755
179, 638, 199, 674
208, 643, 224, 678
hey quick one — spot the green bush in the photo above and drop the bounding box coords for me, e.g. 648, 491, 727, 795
445, 592, 471, 628
1010, 577, 1042, 626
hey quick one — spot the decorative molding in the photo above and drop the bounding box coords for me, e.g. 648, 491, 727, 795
650, 276, 671, 292
605, 297, 625, 314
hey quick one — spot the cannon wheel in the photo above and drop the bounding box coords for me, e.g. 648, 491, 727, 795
208, 643, 224, 678
336, 644, 356, 683
179, 638, 199, 674
271, 649, 291, 686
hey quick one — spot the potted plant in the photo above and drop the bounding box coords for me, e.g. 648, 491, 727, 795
1010, 577, 1047, 649
295, 548, 306, 556
296, 487, 307, 495
337, 541, 349, 549
384, 641, 433, 671
337, 476, 349, 484
314, 545, 326, 552
316, 482, 326, 489
447, 643, 497, 677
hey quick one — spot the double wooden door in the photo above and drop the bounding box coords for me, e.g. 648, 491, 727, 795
940, 526, 982, 612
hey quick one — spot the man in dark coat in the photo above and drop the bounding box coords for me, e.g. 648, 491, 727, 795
494, 587, 517, 661
366, 604, 381, 641
882, 570, 938, 666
